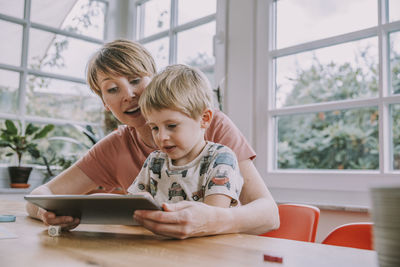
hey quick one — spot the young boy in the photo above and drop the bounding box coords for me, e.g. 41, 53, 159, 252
127, 64, 243, 208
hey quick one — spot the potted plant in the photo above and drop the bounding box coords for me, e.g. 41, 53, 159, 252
0, 120, 54, 188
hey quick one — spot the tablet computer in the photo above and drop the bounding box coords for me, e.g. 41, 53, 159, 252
24, 194, 161, 225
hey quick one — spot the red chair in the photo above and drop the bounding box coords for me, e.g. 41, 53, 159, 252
322, 222, 373, 250
260, 203, 320, 242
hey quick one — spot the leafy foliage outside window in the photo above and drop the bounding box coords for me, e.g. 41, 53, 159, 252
277, 46, 400, 170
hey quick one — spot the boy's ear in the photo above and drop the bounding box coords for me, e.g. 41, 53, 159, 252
200, 108, 213, 128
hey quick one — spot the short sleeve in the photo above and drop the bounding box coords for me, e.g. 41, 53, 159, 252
203, 147, 244, 206
127, 157, 151, 194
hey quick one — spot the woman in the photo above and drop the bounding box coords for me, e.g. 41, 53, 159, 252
26, 39, 279, 239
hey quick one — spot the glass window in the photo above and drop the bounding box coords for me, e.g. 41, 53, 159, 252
392, 104, 400, 170
389, 0, 400, 22
177, 22, 216, 68
0, 20, 22, 66
0, 69, 19, 114
269, 0, 398, 172
28, 29, 101, 79
0, 0, 107, 167
34, 123, 100, 167
31, 0, 106, 39
277, 107, 379, 170
0, 0, 24, 18
136, 0, 217, 88
26, 75, 102, 123
178, 0, 216, 25
0, 120, 7, 164
137, 0, 170, 38
276, 0, 377, 48
143, 37, 169, 71
276, 37, 378, 108
390, 31, 400, 94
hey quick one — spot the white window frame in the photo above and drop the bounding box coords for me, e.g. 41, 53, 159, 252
131, 0, 226, 90
0, 0, 108, 129
253, 0, 400, 209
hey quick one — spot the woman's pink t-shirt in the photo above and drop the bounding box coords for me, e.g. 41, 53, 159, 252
76, 110, 255, 191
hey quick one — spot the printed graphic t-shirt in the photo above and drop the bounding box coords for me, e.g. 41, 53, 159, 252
76, 110, 255, 191
127, 142, 243, 206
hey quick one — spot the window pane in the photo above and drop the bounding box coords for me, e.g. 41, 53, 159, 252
0, 19, 22, 66
390, 31, 400, 94
31, 0, 106, 39
0, 120, 6, 164
0, 0, 24, 18
29, 29, 101, 79
178, 0, 216, 25
32, 123, 101, 167
389, 0, 400, 22
0, 119, 15, 164
201, 67, 218, 108
277, 107, 379, 170
276, 37, 378, 108
26, 75, 103, 123
138, 0, 170, 38
0, 69, 19, 114
143, 37, 169, 71
203, 67, 215, 88
392, 104, 400, 170
276, 0, 377, 48
177, 22, 215, 68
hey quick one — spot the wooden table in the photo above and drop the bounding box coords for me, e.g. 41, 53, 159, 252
0, 195, 378, 267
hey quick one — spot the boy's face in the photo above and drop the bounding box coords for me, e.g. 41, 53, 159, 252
146, 109, 209, 166
98, 73, 151, 127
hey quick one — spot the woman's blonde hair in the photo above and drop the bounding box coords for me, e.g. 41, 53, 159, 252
139, 64, 213, 120
86, 39, 156, 97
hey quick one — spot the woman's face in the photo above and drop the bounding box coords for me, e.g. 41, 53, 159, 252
98, 73, 151, 128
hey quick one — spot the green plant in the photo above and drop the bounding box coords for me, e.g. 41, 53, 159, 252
49, 124, 100, 148
0, 120, 54, 167
38, 124, 101, 183
39, 148, 77, 184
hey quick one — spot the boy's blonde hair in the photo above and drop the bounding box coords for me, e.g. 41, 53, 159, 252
87, 39, 156, 97
139, 64, 213, 120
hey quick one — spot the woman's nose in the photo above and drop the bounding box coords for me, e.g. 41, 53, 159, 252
123, 87, 136, 101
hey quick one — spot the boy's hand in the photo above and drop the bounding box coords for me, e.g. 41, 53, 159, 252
37, 207, 80, 230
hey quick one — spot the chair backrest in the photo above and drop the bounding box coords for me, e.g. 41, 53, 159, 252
260, 203, 320, 242
321, 222, 373, 250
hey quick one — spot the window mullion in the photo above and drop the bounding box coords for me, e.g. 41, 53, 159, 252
18, 0, 31, 128
138, 2, 145, 39
30, 22, 104, 44
270, 97, 380, 116
169, 0, 178, 64
0, 13, 26, 25
268, 0, 277, 171
378, 0, 391, 173
103, 1, 110, 40
271, 26, 378, 59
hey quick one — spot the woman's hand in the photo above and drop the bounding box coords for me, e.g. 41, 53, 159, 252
133, 201, 232, 239
26, 165, 98, 230
37, 207, 80, 230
